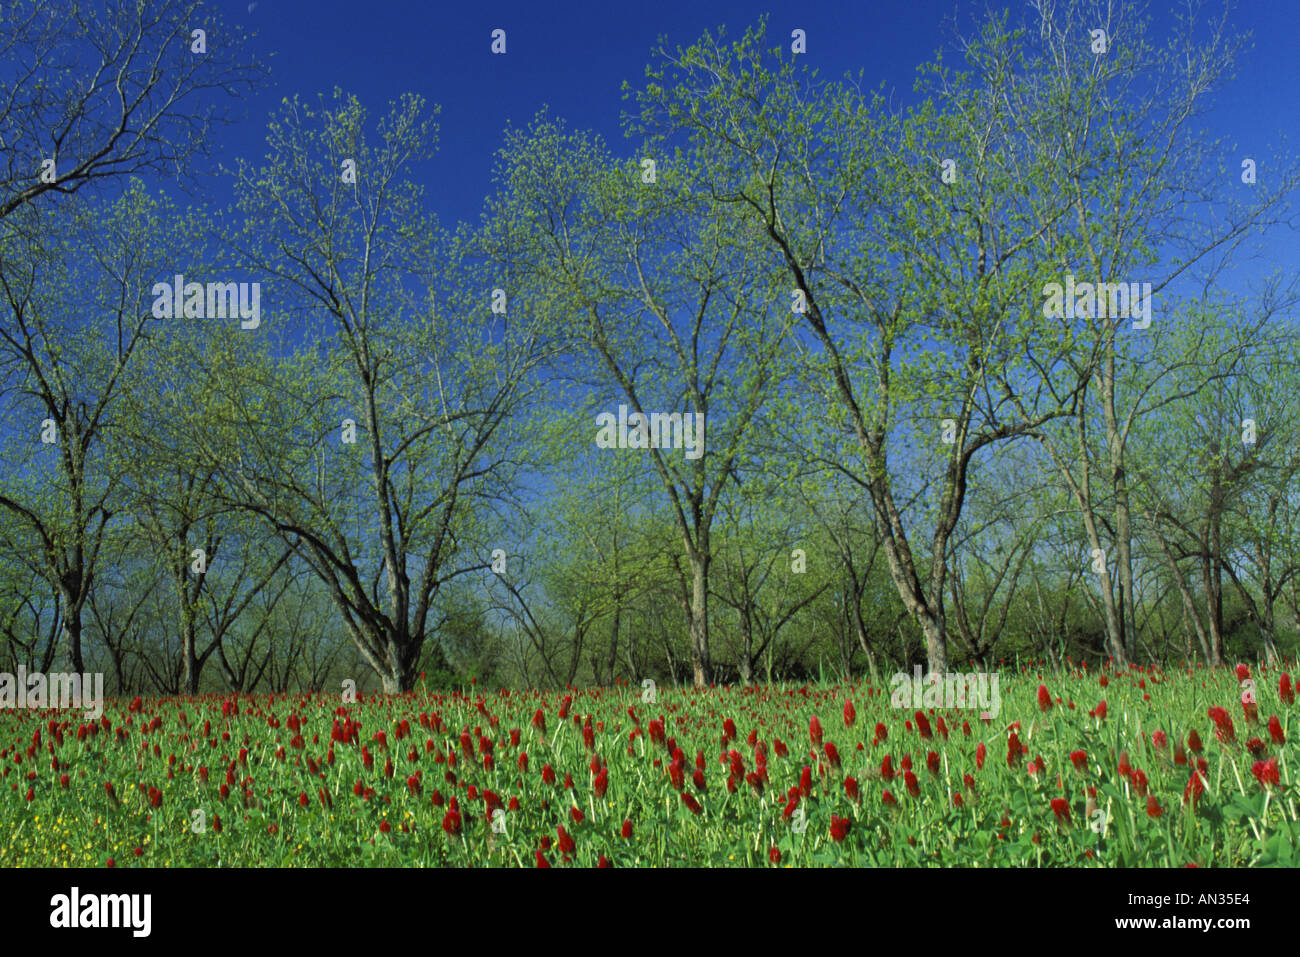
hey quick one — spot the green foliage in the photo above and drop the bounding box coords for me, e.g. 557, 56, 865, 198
4, 663, 1296, 866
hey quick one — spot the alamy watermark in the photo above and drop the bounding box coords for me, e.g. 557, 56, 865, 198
1042, 274, 1152, 329
50, 887, 150, 937
594, 404, 705, 460
0, 668, 104, 719
889, 665, 1001, 718
151, 273, 261, 330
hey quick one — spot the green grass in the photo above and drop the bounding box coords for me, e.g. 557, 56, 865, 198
2, 661, 1296, 867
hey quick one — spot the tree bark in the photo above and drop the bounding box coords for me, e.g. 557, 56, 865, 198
58, 585, 87, 674
688, 551, 712, 687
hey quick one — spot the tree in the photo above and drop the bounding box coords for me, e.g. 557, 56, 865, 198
1135, 291, 1300, 665
0, 185, 194, 671
712, 482, 828, 684
487, 112, 795, 686
204, 90, 557, 693
120, 310, 296, 692
1011, 0, 1300, 665
629, 16, 1094, 672
0, 508, 62, 673
0, 0, 262, 221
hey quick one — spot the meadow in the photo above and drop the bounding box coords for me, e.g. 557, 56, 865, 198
2, 660, 1295, 868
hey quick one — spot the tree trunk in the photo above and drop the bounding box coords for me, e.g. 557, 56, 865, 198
918, 614, 948, 675
376, 634, 414, 693
737, 609, 753, 684
852, 611, 881, 685
382, 638, 408, 693
58, 586, 86, 673
1200, 548, 1224, 667
1152, 521, 1213, 663
182, 608, 200, 694
1114, 509, 1137, 658
1102, 339, 1138, 659
605, 607, 620, 686
688, 551, 712, 687
1070, 489, 1127, 665
1095, 563, 1128, 667
1261, 621, 1280, 667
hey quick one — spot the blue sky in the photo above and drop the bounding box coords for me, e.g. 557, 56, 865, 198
210, 0, 1300, 241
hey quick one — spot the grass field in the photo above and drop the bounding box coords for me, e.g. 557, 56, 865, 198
2, 661, 1296, 867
